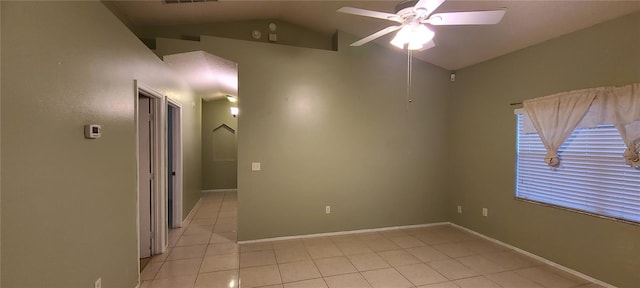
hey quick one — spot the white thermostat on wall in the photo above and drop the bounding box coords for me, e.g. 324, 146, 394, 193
84, 124, 101, 139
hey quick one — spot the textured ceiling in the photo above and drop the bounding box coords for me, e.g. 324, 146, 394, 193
164, 51, 238, 100
107, 0, 640, 70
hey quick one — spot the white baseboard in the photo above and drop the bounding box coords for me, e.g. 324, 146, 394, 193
237, 221, 613, 287
181, 197, 203, 227
449, 223, 615, 288
202, 189, 237, 193
238, 222, 449, 244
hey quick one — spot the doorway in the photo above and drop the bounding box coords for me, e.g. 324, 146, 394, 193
136, 81, 166, 271
138, 94, 153, 260
167, 99, 183, 229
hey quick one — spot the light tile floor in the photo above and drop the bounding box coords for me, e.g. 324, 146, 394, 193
141, 192, 605, 288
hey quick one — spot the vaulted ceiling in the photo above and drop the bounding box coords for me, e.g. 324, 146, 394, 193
106, 0, 640, 70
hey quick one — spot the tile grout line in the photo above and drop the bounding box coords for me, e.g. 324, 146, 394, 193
450, 223, 614, 288
145, 192, 604, 288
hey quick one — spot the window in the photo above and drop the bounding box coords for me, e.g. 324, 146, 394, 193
516, 113, 640, 223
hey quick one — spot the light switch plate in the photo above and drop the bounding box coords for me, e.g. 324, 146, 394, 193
251, 162, 261, 171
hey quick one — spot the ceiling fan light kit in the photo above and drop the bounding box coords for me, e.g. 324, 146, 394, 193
338, 0, 506, 51
391, 23, 435, 50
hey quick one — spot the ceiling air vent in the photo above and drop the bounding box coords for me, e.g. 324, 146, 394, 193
163, 0, 216, 4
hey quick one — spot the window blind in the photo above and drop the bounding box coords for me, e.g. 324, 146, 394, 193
516, 113, 640, 223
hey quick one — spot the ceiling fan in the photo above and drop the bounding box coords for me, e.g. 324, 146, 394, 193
338, 0, 506, 51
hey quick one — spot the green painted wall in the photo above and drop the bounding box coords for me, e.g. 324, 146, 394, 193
156, 32, 452, 241
3, 1, 637, 286
1, 1, 201, 287
202, 98, 239, 190
448, 11, 640, 288
0, 1, 3, 284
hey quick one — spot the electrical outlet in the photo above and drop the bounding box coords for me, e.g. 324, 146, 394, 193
325, 206, 331, 214
482, 208, 488, 217
457, 205, 462, 214
94, 278, 101, 288
251, 162, 261, 171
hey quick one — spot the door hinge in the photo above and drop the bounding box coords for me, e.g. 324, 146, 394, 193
148, 113, 153, 122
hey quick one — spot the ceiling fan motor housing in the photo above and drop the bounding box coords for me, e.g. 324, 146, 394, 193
395, 0, 420, 13
395, 0, 431, 23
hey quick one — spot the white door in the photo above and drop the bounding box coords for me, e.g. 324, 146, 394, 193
138, 96, 152, 258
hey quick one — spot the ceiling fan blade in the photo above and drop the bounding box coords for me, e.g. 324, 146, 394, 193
428, 10, 506, 25
351, 26, 402, 46
337, 7, 402, 23
414, 0, 446, 15
417, 40, 436, 51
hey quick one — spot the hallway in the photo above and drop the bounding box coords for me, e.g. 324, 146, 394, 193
140, 192, 603, 288
141, 192, 238, 287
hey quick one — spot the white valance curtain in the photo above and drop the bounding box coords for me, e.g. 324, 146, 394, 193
522, 83, 640, 169
523, 89, 597, 167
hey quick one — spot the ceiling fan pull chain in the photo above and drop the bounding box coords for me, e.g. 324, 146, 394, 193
407, 49, 413, 108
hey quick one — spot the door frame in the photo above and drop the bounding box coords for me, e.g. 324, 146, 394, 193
135, 80, 167, 261
166, 97, 184, 228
